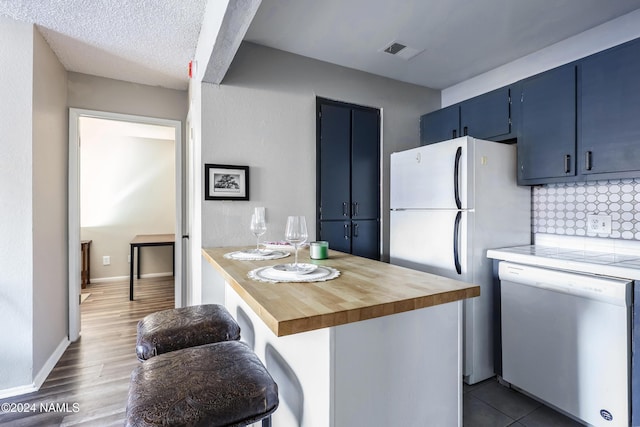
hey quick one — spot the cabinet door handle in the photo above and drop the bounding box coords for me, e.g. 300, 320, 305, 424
342, 202, 348, 217
452, 129, 457, 138
463, 126, 468, 136
564, 154, 571, 174
344, 223, 350, 240
585, 151, 593, 171
353, 202, 359, 217
354, 223, 359, 238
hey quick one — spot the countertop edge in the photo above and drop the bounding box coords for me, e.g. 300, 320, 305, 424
487, 248, 640, 280
202, 249, 283, 335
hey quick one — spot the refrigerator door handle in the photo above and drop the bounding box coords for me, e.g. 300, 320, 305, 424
454, 146, 462, 209
453, 211, 462, 275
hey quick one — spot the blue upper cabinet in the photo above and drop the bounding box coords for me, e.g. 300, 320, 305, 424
418, 36, 640, 185
460, 86, 512, 140
420, 104, 459, 145
579, 38, 640, 179
351, 109, 380, 220
518, 64, 577, 184
420, 85, 515, 145
318, 103, 351, 220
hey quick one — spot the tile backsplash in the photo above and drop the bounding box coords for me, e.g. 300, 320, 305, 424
532, 179, 640, 240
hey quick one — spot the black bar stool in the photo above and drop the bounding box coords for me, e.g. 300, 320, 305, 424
135, 304, 240, 361
126, 341, 278, 426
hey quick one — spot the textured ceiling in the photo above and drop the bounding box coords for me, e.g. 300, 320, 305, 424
246, 0, 640, 89
0, 0, 208, 90
3, 1, 640, 92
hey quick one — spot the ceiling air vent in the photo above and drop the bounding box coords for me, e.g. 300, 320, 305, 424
381, 40, 424, 60
384, 42, 407, 55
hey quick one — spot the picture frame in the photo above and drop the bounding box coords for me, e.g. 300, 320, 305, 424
204, 164, 249, 201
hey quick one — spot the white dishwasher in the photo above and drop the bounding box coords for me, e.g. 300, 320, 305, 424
499, 261, 632, 427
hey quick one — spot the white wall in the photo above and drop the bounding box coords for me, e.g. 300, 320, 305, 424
188, 79, 204, 304
200, 42, 439, 261
0, 16, 35, 393
67, 72, 188, 122
0, 18, 68, 396
442, 9, 640, 106
80, 118, 175, 280
31, 26, 69, 381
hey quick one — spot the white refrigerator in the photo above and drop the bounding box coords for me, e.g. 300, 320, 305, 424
390, 136, 530, 384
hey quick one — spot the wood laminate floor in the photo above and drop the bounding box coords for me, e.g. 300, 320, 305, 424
0, 277, 174, 427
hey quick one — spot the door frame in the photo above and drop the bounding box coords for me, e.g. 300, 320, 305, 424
68, 108, 184, 341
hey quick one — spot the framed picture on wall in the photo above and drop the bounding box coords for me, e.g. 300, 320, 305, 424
204, 164, 250, 201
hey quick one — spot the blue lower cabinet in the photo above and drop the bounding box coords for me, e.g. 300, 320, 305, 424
319, 220, 379, 260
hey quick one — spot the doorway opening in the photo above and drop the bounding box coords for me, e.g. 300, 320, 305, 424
68, 108, 184, 341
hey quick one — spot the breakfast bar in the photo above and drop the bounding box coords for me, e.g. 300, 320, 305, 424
202, 247, 480, 427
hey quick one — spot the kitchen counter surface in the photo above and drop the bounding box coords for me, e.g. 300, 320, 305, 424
202, 246, 480, 337
487, 244, 640, 280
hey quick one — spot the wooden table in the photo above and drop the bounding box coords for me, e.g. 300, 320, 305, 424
81, 240, 92, 289
129, 234, 175, 300
202, 246, 480, 426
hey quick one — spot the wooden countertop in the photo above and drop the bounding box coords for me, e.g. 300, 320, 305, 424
130, 234, 175, 245
202, 247, 480, 337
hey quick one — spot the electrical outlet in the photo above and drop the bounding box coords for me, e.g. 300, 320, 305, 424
103, 256, 111, 266
587, 214, 612, 235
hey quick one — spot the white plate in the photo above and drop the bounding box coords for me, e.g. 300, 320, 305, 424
249, 265, 340, 283
263, 242, 309, 251
272, 263, 318, 275
240, 249, 275, 256
223, 250, 289, 261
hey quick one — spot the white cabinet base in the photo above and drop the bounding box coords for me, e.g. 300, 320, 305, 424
225, 282, 463, 427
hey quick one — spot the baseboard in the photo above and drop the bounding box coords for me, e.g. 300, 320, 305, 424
90, 272, 173, 283
0, 337, 69, 399
0, 383, 38, 400
33, 337, 70, 390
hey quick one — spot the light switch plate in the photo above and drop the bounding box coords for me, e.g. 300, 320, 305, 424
587, 214, 612, 235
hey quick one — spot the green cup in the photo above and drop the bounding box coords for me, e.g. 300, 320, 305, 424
310, 241, 329, 260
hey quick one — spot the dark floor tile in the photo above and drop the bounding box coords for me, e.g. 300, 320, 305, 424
470, 380, 541, 420
463, 394, 515, 427
464, 377, 496, 394
518, 405, 585, 427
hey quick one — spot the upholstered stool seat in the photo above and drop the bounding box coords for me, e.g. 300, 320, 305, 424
126, 341, 279, 427
136, 304, 240, 361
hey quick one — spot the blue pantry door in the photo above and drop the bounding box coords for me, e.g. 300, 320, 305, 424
316, 98, 380, 259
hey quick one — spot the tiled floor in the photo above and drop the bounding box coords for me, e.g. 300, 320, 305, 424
463, 378, 585, 426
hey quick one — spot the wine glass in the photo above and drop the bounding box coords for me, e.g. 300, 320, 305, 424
285, 216, 308, 270
250, 208, 267, 253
